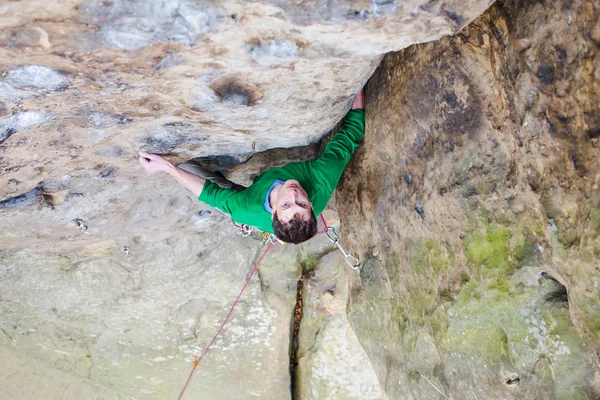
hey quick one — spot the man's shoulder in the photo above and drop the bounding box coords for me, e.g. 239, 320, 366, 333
226, 187, 274, 233
251, 165, 298, 184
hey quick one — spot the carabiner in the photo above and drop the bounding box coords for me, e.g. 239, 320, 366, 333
323, 227, 360, 270
344, 253, 360, 270
325, 226, 339, 243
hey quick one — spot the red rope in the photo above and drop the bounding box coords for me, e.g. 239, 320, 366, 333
177, 241, 274, 400
319, 214, 328, 232
177, 216, 330, 399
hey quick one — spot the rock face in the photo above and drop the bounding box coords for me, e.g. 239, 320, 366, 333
0, 0, 493, 170
336, 0, 600, 398
2, 0, 599, 399
0, 1, 496, 398
295, 246, 382, 400
1, 212, 296, 399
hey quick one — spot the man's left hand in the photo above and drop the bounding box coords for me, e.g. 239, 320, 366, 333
138, 151, 175, 174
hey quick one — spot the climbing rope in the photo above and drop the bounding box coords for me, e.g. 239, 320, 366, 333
176, 241, 274, 400
176, 216, 358, 399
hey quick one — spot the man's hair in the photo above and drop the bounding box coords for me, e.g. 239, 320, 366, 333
272, 211, 318, 244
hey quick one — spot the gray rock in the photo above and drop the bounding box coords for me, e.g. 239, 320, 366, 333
336, 0, 600, 398
5, 65, 68, 90
77, 0, 220, 50
0, 111, 52, 134
0, 82, 35, 102
0, 186, 43, 209
296, 251, 382, 400
0, 0, 564, 400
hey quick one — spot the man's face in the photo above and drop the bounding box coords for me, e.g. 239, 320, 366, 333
272, 180, 312, 223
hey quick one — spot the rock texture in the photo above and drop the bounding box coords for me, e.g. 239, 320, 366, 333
336, 0, 600, 399
295, 246, 381, 400
1, 210, 297, 399
0, 0, 499, 398
4, 0, 599, 399
0, 0, 493, 169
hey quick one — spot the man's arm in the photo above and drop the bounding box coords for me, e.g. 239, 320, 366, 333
309, 91, 365, 193
138, 152, 206, 198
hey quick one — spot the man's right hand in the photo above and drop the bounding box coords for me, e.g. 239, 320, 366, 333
138, 151, 175, 174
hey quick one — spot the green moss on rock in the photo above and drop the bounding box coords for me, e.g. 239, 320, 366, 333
460, 272, 470, 284
463, 219, 537, 282
428, 308, 449, 339
409, 239, 452, 275
443, 324, 509, 365
298, 252, 319, 273
412, 291, 437, 323
464, 224, 515, 274
574, 294, 600, 343
455, 280, 481, 302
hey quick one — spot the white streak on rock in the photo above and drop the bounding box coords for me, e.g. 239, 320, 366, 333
0, 112, 53, 132
5, 65, 68, 90
0, 82, 35, 102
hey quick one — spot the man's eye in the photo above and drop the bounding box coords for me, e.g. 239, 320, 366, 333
298, 202, 306, 208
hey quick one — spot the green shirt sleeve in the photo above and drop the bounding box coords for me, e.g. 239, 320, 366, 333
310, 109, 365, 195
198, 179, 235, 214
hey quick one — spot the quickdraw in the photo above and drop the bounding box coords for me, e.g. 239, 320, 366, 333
262, 232, 280, 245
260, 215, 361, 270
235, 223, 254, 237
323, 226, 360, 270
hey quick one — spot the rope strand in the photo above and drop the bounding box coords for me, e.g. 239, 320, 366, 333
177, 241, 274, 400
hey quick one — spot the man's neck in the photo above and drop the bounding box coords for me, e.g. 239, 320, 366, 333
269, 182, 284, 210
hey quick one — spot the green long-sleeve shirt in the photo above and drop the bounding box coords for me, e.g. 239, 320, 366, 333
199, 109, 365, 233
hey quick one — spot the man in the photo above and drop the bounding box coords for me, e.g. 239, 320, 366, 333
139, 91, 365, 244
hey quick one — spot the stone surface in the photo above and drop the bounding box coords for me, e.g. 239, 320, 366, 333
296, 250, 382, 400
0, 0, 495, 398
1, 208, 298, 399
0, 346, 122, 400
4, 0, 599, 399
336, 0, 600, 399
0, 0, 493, 172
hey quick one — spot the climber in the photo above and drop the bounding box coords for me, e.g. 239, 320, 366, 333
139, 91, 365, 244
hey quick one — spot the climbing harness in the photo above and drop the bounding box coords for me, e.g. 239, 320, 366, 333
176, 215, 359, 399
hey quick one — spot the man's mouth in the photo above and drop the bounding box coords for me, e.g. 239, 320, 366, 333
288, 183, 298, 189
